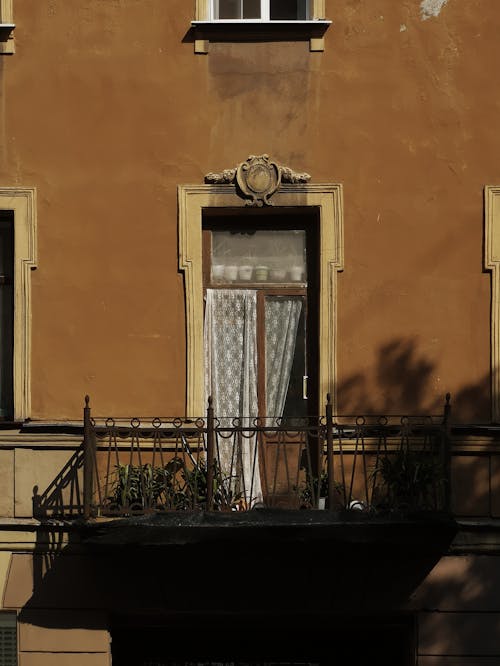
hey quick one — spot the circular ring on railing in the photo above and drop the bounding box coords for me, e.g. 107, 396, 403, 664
173, 417, 183, 428
152, 417, 162, 429
377, 416, 388, 426
213, 416, 221, 428
195, 418, 205, 429
105, 418, 115, 428
356, 416, 366, 426
231, 417, 241, 428
401, 416, 409, 425
130, 417, 141, 428
253, 417, 263, 428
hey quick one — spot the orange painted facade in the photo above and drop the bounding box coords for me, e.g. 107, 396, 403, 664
0, 2, 499, 664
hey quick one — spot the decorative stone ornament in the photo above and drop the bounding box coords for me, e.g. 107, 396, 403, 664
205, 154, 311, 206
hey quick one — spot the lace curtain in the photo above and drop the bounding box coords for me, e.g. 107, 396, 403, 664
204, 289, 261, 504
204, 290, 303, 506
265, 297, 303, 418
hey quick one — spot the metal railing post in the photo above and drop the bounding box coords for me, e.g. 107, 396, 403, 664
442, 392, 452, 512
326, 393, 334, 510
83, 395, 94, 520
206, 396, 215, 511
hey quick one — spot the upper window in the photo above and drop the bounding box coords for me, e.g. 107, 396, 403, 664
193, 0, 329, 53
213, 0, 310, 20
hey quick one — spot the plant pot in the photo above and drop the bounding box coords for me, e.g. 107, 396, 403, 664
290, 266, 303, 281
212, 265, 225, 282
255, 265, 269, 281
270, 268, 287, 281
224, 265, 238, 281
238, 265, 253, 281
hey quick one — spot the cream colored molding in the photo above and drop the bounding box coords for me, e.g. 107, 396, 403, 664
0, 0, 14, 55
195, 0, 210, 20
0, 188, 37, 421
312, 0, 325, 19
485, 186, 500, 422
178, 181, 344, 417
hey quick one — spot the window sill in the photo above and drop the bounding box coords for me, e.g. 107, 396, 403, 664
190, 19, 331, 53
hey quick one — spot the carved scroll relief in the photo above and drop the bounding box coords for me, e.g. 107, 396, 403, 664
205, 154, 311, 207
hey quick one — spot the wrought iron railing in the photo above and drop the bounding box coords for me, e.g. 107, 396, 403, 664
73, 394, 451, 519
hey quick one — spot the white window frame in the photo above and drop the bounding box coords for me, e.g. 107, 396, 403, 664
193, 0, 329, 53
210, 0, 311, 21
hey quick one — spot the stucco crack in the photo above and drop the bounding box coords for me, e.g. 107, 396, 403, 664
420, 0, 449, 20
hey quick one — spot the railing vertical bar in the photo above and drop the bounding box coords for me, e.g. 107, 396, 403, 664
206, 397, 215, 511
83, 395, 94, 520
337, 426, 347, 508
326, 394, 334, 510
442, 392, 452, 512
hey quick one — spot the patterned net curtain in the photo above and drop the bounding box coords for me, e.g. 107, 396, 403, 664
204, 289, 302, 505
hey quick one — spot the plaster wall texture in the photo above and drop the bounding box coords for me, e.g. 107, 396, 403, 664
0, 1, 497, 420
411, 555, 500, 660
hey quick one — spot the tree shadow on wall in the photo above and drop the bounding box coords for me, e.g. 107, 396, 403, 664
337, 336, 490, 422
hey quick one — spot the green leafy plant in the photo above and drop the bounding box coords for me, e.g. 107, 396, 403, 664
107, 457, 243, 512
298, 471, 344, 509
108, 458, 185, 511
372, 448, 445, 512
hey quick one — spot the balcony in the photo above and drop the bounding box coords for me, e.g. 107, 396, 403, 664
27, 395, 457, 614
31, 395, 453, 519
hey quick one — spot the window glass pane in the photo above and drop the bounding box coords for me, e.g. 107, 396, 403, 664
211, 230, 307, 284
243, 0, 261, 18
270, 0, 309, 20
217, 0, 241, 19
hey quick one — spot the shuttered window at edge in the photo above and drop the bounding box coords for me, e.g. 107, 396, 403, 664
0, 614, 17, 666
0, 212, 14, 422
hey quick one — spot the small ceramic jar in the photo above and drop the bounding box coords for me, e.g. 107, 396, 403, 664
255, 266, 269, 281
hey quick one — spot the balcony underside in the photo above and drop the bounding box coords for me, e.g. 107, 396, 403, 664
81, 508, 456, 549
70, 510, 458, 613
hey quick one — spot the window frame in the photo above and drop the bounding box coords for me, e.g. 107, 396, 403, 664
0, 0, 14, 55
0, 213, 14, 420
202, 220, 316, 418
0, 189, 37, 421
192, 0, 330, 53
485, 186, 500, 422
178, 182, 343, 417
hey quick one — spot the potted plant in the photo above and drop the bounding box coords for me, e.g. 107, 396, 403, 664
298, 471, 344, 510
372, 448, 445, 513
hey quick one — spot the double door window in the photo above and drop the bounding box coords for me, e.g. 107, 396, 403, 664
203, 218, 317, 421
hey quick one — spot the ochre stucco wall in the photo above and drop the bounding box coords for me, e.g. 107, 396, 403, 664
0, 0, 497, 420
